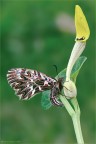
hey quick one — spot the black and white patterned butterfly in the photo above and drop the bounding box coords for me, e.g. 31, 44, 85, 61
7, 68, 64, 106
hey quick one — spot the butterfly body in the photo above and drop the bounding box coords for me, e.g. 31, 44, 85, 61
7, 68, 63, 106
50, 78, 63, 106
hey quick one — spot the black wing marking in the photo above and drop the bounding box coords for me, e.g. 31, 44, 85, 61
7, 68, 56, 100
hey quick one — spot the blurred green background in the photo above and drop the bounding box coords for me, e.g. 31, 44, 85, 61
1, 0, 95, 144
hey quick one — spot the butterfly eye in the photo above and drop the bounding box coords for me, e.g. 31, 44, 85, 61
56, 87, 59, 91
45, 78, 47, 80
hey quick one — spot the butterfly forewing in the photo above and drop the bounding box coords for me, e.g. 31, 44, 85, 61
7, 68, 56, 100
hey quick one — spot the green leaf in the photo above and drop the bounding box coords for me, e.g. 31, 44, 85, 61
56, 56, 87, 82
41, 90, 52, 110
55, 68, 66, 80
41, 56, 87, 110
71, 56, 87, 83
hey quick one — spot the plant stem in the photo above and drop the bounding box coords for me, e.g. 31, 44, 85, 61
60, 95, 75, 117
72, 114, 84, 144
60, 95, 84, 144
71, 98, 84, 143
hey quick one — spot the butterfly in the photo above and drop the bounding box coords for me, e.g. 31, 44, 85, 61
7, 68, 64, 106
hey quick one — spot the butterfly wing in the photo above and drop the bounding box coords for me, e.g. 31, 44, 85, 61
7, 68, 56, 100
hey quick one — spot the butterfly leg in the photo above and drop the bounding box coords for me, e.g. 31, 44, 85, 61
50, 87, 63, 107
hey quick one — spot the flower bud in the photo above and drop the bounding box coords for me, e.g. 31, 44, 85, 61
64, 80, 77, 99
75, 5, 90, 42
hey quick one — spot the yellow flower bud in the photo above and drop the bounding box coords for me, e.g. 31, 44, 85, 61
75, 5, 90, 42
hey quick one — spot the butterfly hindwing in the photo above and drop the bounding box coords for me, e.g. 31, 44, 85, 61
7, 68, 56, 100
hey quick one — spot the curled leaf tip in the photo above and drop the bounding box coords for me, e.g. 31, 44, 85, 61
75, 5, 90, 42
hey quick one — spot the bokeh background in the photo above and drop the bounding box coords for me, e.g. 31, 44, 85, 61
1, 0, 95, 144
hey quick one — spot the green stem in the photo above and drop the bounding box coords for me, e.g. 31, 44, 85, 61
72, 114, 84, 144
71, 98, 84, 143
60, 95, 84, 144
71, 97, 80, 113
60, 95, 75, 117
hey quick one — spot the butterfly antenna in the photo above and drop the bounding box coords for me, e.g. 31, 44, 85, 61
53, 65, 72, 92
53, 65, 59, 79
